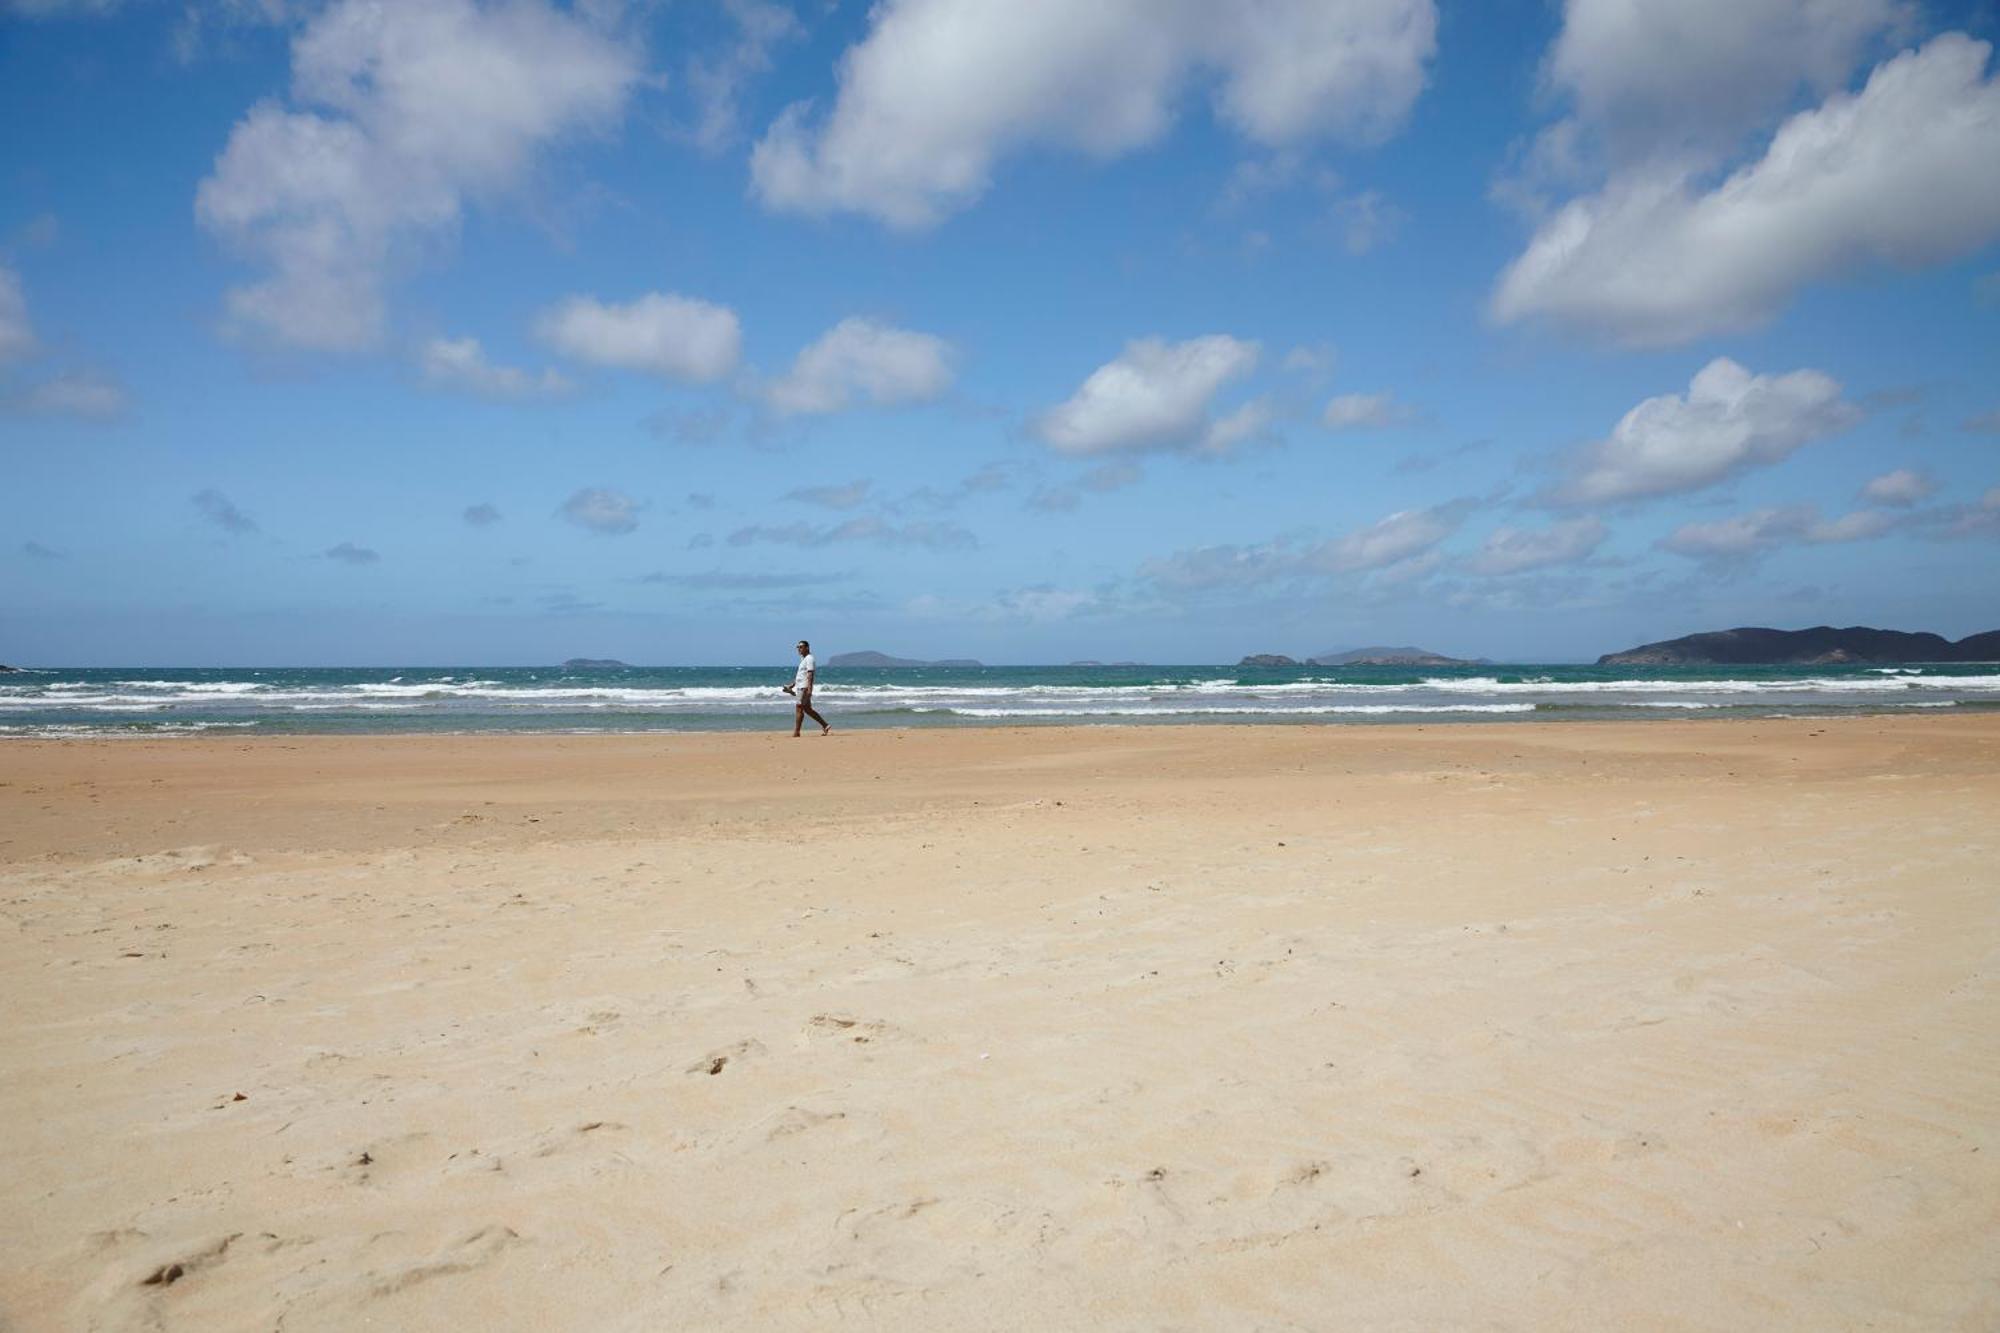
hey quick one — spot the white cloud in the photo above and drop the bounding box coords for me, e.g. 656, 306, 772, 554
1036, 335, 1259, 455
1553, 358, 1859, 505
0, 266, 36, 364
419, 336, 572, 398
1320, 391, 1407, 430
750, 0, 1437, 227
1467, 516, 1608, 575
196, 0, 641, 350
1201, 398, 1272, 453
1139, 500, 1469, 594
1543, 0, 1909, 163
1494, 35, 2000, 345
765, 317, 954, 415
1860, 467, 1935, 506
537, 293, 742, 382
559, 487, 642, 535
5, 369, 129, 420
1322, 502, 1465, 571
1659, 504, 1896, 561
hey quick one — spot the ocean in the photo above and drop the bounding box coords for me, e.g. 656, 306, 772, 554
4, 662, 1999, 737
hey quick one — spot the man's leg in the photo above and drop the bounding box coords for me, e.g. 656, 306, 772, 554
793, 702, 805, 737
801, 693, 829, 734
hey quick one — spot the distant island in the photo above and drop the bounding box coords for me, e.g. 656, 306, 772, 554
1599, 626, 2000, 666
561, 658, 630, 670
1310, 645, 1480, 667
825, 651, 984, 668
1238, 646, 1476, 668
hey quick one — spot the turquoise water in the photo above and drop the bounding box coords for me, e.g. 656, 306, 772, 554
4, 662, 1999, 736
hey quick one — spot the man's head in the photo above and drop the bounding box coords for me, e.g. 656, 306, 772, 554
797, 640, 810, 656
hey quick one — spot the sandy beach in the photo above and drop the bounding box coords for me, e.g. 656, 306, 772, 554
2, 717, 1997, 1330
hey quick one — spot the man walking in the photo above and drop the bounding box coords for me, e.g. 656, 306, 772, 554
785, 639, 830, 737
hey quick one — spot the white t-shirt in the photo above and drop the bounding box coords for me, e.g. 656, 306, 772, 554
794, 653, 816, 691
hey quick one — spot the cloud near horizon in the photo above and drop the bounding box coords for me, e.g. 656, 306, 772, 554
1550, 358, 1859, 506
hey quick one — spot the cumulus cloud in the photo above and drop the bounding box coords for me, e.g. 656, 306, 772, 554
1466, 516, 1608, 576
559, 487, 641, 535
1322, 502, 1467, 571
1658, 504, 1896, 562
1860, 468, 1935, 506
1320, 391, 1408, 431
420, 337, 571, 398
0, 265, 36, 364
5, 369, 129, 420
1551, 358, 1858, 506
323, 540, 381, 564
765, 317, 954, 415
1542, 0, 1910, 164
1494, 35, 2000, 344
726, 517, 975, 549
786, 479, 873, 510
1036, 335, 1260, 455
193, 488, 259, 535
750, 0, 1437, 227
195, 0, 641, 350
537, 292, 742, 382
463, 502, 502, 527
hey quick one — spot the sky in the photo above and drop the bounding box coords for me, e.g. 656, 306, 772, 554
2, 0, 1998, 667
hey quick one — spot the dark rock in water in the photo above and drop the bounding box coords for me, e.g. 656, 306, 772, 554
562, 658, 630, 670
0, 664, 17, 672
824, 650, 983, 668
1309, 645, 1475, 666
1238, 654, 1300, 668
1597, 625, 1998, 666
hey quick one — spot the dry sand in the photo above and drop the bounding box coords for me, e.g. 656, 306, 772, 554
2, 717, 1997, 1330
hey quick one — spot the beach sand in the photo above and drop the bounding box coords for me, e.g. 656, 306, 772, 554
2, 717, 1997, 1330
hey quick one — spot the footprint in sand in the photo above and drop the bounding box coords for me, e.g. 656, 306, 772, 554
366, 1225, 522, 1297
799, 1013, 900, 1048
688, 1038, 766, 1075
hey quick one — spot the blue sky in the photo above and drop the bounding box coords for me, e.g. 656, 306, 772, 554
2, 0, 1997, 666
